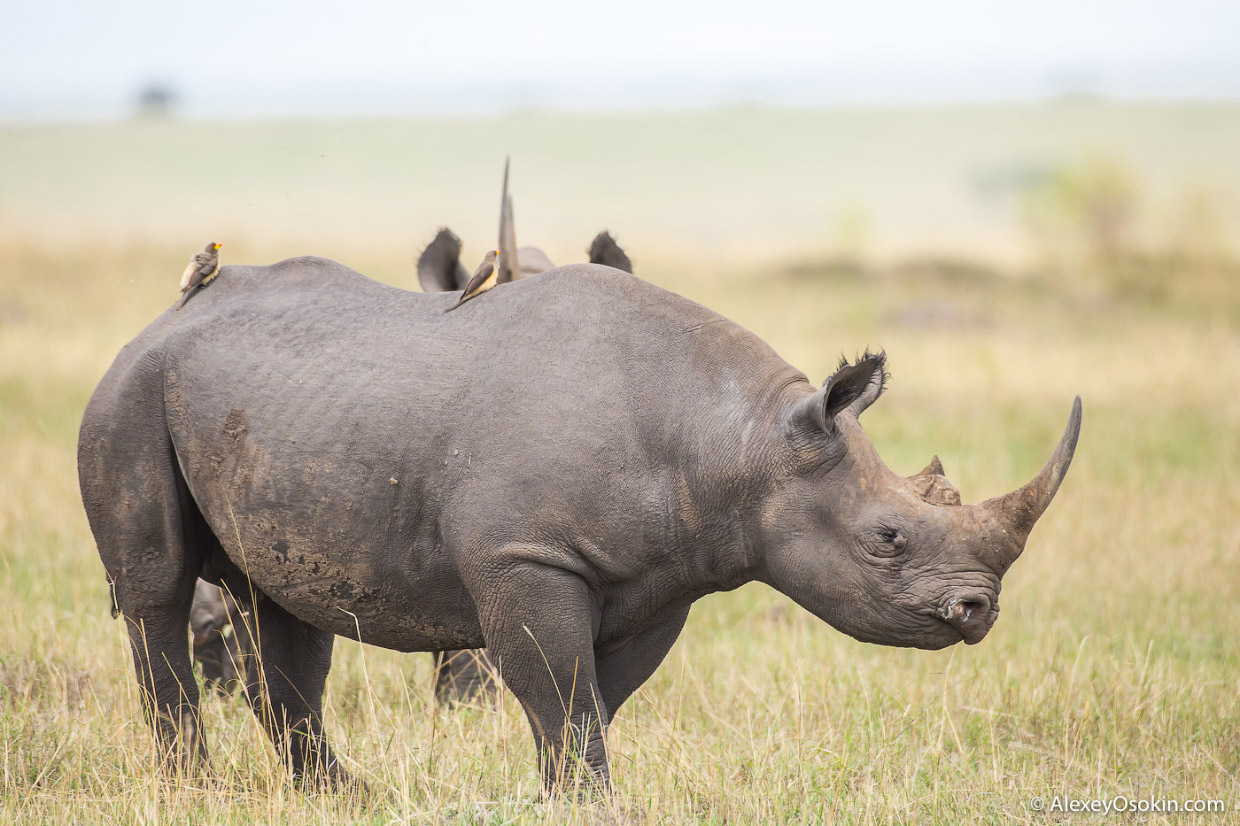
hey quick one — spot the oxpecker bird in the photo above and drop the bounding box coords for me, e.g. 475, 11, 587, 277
176, 242, 222, 310
446, 250, 501, 312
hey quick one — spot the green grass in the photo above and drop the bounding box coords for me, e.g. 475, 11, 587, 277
2, 107, 1239, 822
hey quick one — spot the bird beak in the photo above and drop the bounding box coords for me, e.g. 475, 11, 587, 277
215, 243, 222, 250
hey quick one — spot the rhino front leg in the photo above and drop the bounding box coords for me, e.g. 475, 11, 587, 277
594, 606, 690, 716
238, 596, 351, 789
477, 560, 609, 793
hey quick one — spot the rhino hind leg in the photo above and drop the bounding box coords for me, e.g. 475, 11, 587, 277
82, 419, 214, 772
432, 649, 500, 705
122, 607, 209, 771
238, 596, 352, 789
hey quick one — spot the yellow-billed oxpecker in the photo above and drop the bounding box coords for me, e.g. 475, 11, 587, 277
176, 242, 222, 310
446, 250, 502, 311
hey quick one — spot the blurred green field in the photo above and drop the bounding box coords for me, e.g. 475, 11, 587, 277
4, 102, 1240, 264
1, 106, 1239, 823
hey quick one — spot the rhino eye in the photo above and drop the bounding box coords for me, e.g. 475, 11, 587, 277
873, 527, 907, 556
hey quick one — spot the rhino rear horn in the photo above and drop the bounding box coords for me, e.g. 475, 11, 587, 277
588, 231, 634, 274
497, 158, 520, 284
908, 455, 962, 506
417, 228, 470, 292
976, 396, 1082, 567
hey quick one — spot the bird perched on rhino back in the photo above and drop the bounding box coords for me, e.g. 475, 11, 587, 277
446, 249, 502, 312
176, 242, 222, 310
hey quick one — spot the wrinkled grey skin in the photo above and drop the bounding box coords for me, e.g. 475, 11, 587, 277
78, 258, 1080, 791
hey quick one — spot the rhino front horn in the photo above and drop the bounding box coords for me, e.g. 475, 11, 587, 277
977, 396, 1082, 568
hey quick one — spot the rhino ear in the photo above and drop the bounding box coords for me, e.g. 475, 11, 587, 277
417, 228, 470, 292
844, 351, 887, 417
793, 354, 888, 437
824, 354, 886, 422
588, 231, 634, 274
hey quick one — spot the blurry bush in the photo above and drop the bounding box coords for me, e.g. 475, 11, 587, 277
134, 83, 177, 119
1022, 154, 1239, 312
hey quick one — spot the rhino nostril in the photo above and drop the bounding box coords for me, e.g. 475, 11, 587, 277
942, 595, 991, 628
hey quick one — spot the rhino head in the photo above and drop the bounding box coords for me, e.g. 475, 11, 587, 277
759, 354, 1080, 649
189, 580, 249, 693
416, 161, 632, 293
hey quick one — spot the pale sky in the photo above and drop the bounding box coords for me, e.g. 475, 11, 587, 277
3, 0, 1239, 119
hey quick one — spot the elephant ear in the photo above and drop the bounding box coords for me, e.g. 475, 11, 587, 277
417, 228, 470, 292
588, 231, 633, 274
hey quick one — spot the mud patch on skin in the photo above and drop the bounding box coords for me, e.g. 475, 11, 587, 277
220, 408, 256, 488
222, 409, 248, 443
330, 580, 357, 601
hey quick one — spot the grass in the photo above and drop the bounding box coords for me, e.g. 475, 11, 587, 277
2, 106, 1240, 822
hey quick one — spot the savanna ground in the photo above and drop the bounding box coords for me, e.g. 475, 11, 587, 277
1, 104, 1238, 823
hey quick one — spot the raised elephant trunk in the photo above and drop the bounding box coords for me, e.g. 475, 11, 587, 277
973, 396, 1082, 573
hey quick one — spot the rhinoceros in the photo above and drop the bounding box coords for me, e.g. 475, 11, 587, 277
78, 259, 1079, 791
